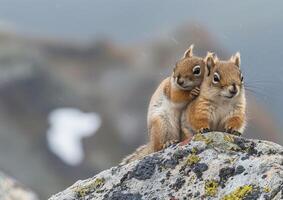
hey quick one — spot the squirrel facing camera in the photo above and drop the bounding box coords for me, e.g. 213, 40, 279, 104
204, 52, 244, 100
184, 51, 246, 135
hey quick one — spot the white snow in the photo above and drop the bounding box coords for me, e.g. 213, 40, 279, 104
47, 108, 102, 166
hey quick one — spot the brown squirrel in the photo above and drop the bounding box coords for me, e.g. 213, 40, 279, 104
121, 45, 205, 164
182, 52, 246, 135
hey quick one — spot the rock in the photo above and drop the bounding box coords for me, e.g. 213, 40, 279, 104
0, 172, 38, 200
50, 132, 283, 199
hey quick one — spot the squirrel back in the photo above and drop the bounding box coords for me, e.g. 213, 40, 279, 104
147, 45, 205, 152
121, 45, 206, 164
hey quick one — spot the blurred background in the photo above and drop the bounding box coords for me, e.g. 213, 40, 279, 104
0, 0, 282, 199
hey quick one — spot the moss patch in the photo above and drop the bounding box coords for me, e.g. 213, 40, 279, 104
205, 180, 219, 197
74, 178, 105, 198
221, 185, 253, 200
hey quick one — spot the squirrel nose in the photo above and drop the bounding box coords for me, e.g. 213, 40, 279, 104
229, 84, 238, 95
177, 79, 184, 85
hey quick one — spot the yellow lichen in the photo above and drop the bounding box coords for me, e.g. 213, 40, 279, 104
74, 178, 105, 197
205, 180, 219, 197
191, 147, 198, 154
222, 185, 253, 200
76, 188, 88, 198
228, 146, 241, 151
193, 134, 212, 144
225, 157, 236, 164
188, 175, 196, 184
186, 154, 200, 166
263, 187, 271, 193
224, 135, 234, 143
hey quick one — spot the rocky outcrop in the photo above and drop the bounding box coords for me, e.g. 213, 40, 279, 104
0, 172, 38, 200
49, 132, 283, 200
0, 25, 279, 199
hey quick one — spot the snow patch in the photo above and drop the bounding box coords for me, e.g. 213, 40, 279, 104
47, 108, 101, 166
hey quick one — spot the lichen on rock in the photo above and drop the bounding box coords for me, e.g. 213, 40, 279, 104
74, 178, 105, 198
221, 185, 256, 200
205, 180, 219, 197
186, 154, 200, 166
49, 132, 283, 200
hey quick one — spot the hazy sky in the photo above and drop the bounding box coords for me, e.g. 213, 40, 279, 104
0, 0, 283, 115
0, 0, 281, 45
1, 1, 282, 70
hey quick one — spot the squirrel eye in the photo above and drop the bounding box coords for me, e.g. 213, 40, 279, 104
213, 72, 220, 83
240, 73, 244, 82
192, 65, 201, 76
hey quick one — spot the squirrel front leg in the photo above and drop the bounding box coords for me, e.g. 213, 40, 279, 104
187, 101, 211, 133
189, 87, 200, 100
170, 86, 200, 103
224, 112, 246, 136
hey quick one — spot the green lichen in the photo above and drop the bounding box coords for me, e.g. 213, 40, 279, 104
222, 185, 253, 200
205, 180, 219, 197
74, 178, 105, 198
186, 154, 200, 166
193, 134, 212, 144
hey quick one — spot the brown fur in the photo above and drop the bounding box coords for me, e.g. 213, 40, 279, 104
148, 46, 205, 152
149, 117, 163, 151
121, 45, 205, 164
183, 52, 246, 134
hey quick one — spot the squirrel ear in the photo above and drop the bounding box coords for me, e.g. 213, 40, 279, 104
230, 52, 241, 67
183, 44, 194, 58
234, 52, 241, 67
205, 52, 216, 76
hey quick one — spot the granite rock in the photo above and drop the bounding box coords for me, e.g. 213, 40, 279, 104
49, 132, 283, 200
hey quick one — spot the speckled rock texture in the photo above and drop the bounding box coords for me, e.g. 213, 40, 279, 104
49, 132, 283, 200
0, 172, 38, 200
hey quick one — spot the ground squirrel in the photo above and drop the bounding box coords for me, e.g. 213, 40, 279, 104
182, 52, 246, 136
121, 45, 205, 164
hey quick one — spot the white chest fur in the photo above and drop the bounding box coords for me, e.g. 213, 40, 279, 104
148, 93, 186, 133
210, 101, 234, 130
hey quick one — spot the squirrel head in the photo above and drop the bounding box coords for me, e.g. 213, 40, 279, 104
172, 44, 205, 90
204, 52, 244, 99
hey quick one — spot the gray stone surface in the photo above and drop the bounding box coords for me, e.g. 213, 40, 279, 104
49, 132, 283, 200
0, 172, 38, 200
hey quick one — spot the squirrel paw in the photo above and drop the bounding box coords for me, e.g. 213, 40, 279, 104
162, 140, 179, 149
225, 128, 242, 136
190, 87, 200, 98
197, 128, 211, 134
